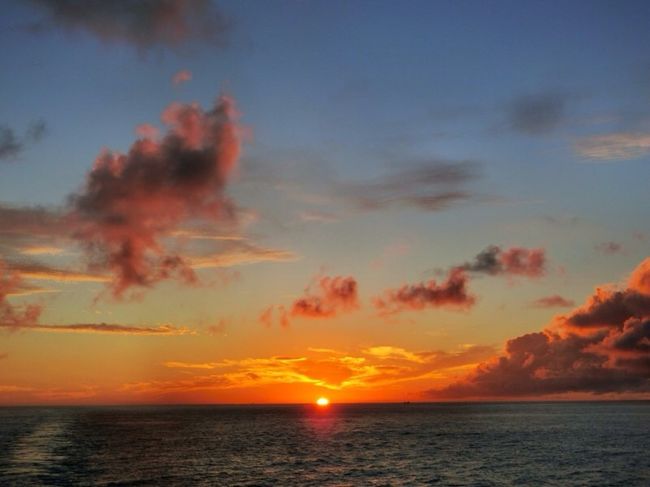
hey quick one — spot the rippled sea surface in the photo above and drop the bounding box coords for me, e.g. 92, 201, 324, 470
1, 402, 649, 486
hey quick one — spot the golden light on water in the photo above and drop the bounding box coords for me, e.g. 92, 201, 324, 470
316, 397, 330, 406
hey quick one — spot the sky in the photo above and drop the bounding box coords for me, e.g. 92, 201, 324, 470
1, 0, 649, 405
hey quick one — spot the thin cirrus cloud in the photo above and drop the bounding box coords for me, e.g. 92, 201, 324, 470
0, 120, 47, 162
26, 0, 229, 51
338, 160, 480, 212
595, 241, 624, 255
574, 132, 650, 161
531, 295, 575, 308
260, 275, 359, 327
431, 257, 650, 398
68, 93, 243, 298
373, 268, 475, 315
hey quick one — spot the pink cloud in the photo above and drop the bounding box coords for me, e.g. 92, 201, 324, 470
531, 295, 575, 308
374, 268, 474, 314
68, 94, 243, 298
291, 276, 359, 318
172, 69, 192, 86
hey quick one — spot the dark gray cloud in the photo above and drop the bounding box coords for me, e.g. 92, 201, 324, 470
431, 257, 650, 398
0, 120, 46, 162
27, 0, 229, 50
457, 245, 546, 278
340, 160, 480, 212
508, 93, 567, 135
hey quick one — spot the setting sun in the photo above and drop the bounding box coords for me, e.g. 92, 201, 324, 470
316, 397, 330, 407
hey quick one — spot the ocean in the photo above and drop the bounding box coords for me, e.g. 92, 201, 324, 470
0, 402, 648, 486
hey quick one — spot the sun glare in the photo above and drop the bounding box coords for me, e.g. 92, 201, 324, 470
316, 397, 330, 407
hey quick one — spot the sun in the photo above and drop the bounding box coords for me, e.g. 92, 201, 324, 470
316, 397, 330, 407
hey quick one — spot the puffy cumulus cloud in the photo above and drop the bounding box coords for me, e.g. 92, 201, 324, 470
339, 160, 480, 212
574, 132, 650, 161
0, 120, 46, 162
531, 295, 575, 308
27, 0, 229, 51
291, 276, 359, 318
458, 245, 546, 278
172, 69, 192, 86
373, 268, 474, 315
260, 276, 359, 327
68, 94, 243, 297
432, 257, 650, 399
507, 93, 567, 135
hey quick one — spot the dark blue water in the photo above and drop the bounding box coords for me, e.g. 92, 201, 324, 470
1, 402, 649, 486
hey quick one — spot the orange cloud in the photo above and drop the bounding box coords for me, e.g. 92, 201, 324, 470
433, 257, 650, 398
291, 276, 359, 318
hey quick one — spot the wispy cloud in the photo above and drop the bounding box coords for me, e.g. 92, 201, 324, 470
1, 322, 192, 335
507, 92, 567, 135
0, 120, 46, 162
338, 160, 480, 212
531, 294, 575, 308
575, 132, 650, 161
27, 0, 229, 51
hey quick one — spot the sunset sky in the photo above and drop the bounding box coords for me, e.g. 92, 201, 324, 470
1, 0, 649, 404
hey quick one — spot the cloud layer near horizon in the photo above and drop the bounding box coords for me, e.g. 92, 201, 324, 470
433, 257, 650, 398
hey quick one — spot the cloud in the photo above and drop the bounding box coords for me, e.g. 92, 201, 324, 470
0, 204, 67, 246
6, 260, 109, 283
457, 245, 546, 278
1, 258, 186, 335
172, 69, 192, 86
339, 160, 480, 212
373, 268, 474, 314
0, 260, 43, 328
27, 0, 229, 51
507, 93, 567, 135
595, 241, 624, 255
531, 295, 575, 308
68, 94, 243, 297
18, 245, 65, 256
0, 120, 47, 162
291, 276, 359, 319
1, 321, 191, 335
433, 257, 650, 398
574, 132, 650, 160
188, 240, 298, 269
138, 344, 497, 396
